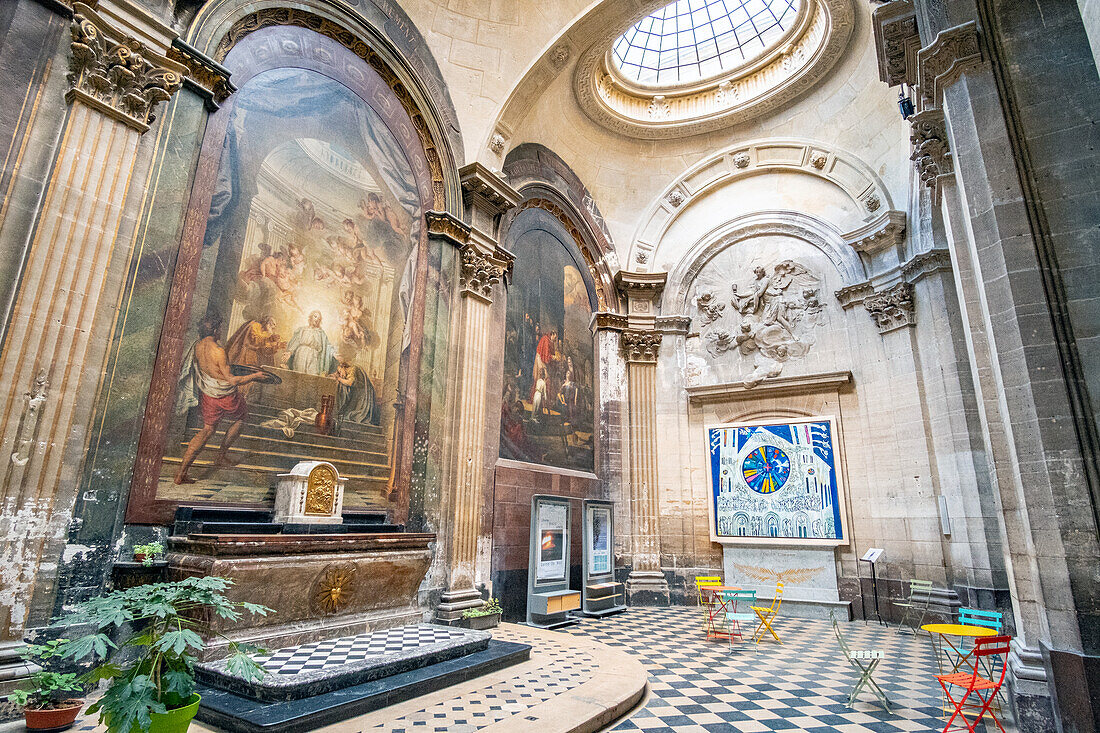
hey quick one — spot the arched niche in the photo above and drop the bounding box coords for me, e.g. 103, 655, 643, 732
629, 139, 898, 271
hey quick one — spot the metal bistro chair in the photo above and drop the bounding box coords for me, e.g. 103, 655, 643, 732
937, 635, 1011, 733
695, 576, 723, 637
750, 581, 784, 644
833, 618, 891, 713
957, 608, 1007, 709
717, 589, 757, 651
894, 579, 933, 632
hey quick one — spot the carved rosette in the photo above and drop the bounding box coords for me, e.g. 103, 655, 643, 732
910, 109, 953, 189
864, 282, 915, 333
459, 247, 504, 301
67, 4, 185, 133
620, 330, 662, 363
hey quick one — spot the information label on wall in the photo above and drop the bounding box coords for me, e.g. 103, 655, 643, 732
588, 504, 612, 576
537, 501, 568, 581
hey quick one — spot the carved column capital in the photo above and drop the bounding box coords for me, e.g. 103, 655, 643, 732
864, 282, 915, 333
872, 0, 921, 87
459, 245, 505, 302
910, 108, 953, 191
66, 3, 186, 133
620, 329, 662, 363
917, 21, 982, 109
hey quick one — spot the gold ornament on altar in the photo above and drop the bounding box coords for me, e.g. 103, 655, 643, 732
304, 464, 337, 515
313, 564, 355, 614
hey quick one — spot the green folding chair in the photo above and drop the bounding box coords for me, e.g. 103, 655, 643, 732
894, 578, 933, 633
833, 619, 891, 712
717, 589, 757, 651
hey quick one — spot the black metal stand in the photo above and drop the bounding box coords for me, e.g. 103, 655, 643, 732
858, 558, 886, 626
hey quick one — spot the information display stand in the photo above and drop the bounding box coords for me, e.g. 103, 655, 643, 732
858, 548, 886, 626
526, 495, 580, 628
581, 500, 625, 616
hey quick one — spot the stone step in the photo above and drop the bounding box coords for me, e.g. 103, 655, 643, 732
181, 428, 388, 463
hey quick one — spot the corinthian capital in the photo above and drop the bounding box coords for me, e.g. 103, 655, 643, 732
620, 329, 662, 363
67, 3, 186, 133
459, 246, 505, 302
864, 282, 915, 333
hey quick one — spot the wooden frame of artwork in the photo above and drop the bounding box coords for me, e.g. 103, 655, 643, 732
705, 415, 849, 546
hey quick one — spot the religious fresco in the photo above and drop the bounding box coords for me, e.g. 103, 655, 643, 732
155, 67, 422, 507
500, 215, 596, 472
708, 417, 845, 544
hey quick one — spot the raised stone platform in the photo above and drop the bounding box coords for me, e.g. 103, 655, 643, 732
196, 624, 491, 702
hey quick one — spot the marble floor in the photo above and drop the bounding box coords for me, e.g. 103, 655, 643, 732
6, 608, 1014, 733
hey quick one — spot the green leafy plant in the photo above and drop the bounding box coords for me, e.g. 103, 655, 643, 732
5, 640, 83, 710
53, 576, 272, 733
461, 597, 502, 619
132, 542, 165, 567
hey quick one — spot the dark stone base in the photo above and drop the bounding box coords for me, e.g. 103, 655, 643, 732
1013, 690, 1057, 733
196, 626, 491, 702
195, 640, 531, 733
1046, 646, 1100, 733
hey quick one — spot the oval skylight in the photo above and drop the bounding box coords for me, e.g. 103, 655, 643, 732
612, 0, 801, 87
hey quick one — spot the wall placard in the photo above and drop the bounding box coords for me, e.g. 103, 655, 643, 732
707, 416, 847, 546
587, 503, 613, 576
536, 500, 568, 582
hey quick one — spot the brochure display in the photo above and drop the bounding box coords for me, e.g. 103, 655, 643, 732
581, 500, 624, 616
527, 495, 580, 628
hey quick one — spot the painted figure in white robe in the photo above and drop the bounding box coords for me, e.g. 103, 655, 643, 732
286, 310, 336, 375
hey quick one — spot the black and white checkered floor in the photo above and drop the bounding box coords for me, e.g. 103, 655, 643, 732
563, 606, 1009, 732
255, 624, 469, 674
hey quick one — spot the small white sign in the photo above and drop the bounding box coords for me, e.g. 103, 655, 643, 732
860, 548, 885, 563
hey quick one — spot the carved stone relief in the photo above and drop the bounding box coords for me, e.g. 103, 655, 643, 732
864, 282, 915, 332
695, 260, 825, 388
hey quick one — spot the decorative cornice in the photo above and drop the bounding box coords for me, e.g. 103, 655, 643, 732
425, 210, 471, 247
834, 281, 875, 309
871, 0, 920, 87
863, 281, 915, 332
66, 3, 186, 133
620, 329, 662, 363
655, 315, 692, 335
687, 370, 852, 403
168, 38, 234, 110
614, 271, 667, 301
917, 21, 982, 109
910, 108, 953, 190
458, 245, 505, 302
901, 248, 952, 282
591, 311, 629, 332
459, 162, 521, 215
843, 210, 906, 255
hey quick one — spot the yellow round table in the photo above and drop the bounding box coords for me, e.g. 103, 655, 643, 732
921, 623, 998, 675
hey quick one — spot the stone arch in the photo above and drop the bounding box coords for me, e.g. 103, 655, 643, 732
630, 139, 897, 270
186, 0, 463, 213
664, 211, 866, 315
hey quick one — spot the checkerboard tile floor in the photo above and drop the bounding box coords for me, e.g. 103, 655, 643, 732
563, 607, 1010, 732
255, 624, 471, 674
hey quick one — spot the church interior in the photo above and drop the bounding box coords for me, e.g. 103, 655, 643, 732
0, 0, 1098, 731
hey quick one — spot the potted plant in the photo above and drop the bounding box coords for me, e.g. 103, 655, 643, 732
132, 542, 165, 566
459, 598, 502, 630
53, 575, 271, 733
6, 639, 84, 731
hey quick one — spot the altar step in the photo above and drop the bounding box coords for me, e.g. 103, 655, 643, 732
173, 506, 401, 536
176, 431, 391, 479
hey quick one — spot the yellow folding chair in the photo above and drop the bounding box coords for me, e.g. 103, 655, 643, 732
751, 581, 785, 644
695, 576, 723, 635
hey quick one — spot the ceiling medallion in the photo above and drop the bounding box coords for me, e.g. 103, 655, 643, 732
573, 0, 855, 139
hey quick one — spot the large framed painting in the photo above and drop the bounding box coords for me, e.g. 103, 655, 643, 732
706, 416, 847, 546
499, 208, 597, 473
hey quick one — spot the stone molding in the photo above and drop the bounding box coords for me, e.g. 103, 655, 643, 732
871, 0, 920, 87
910, 108, 953, 191
901, 248, 952, 283
67, 2, 186, 133
917, 21, 982, 109
629, 140, 892, 270
460, 162, 520, 247
863, 282, 915, 332
425, 210, 471, 247
843, 210, 907, 255
686, 370, 852, 403
620, 329, 662, 363
168, 38, 234, 109
571, 0, 855, 138
591, 312, 629, 332
834, 281, 875, 310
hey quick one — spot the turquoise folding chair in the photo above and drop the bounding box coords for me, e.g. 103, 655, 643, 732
958, 607, 1003, 633
833, 619, 891, 712
716, 589, 757, 651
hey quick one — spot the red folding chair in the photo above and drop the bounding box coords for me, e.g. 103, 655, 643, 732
936, 635, 1011, 733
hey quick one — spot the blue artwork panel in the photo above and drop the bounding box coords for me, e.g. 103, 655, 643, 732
708, 419, 843, 541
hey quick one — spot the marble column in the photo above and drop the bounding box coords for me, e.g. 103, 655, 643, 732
0, 1, 186, 642
436, 166, 517, 623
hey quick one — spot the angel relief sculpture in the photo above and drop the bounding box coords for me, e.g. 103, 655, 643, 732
695, 260, 824, 388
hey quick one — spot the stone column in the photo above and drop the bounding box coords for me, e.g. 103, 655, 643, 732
0, 1, 185, 641
615, 271, 670, 605
436, 165, 517, 623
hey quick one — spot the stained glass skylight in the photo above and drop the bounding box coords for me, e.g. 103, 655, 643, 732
612, 0, 801, 87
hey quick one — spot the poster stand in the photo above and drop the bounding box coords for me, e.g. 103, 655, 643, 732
526, 495, 580, 629
581, 499, 625, 616
858, 548, 886, 626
